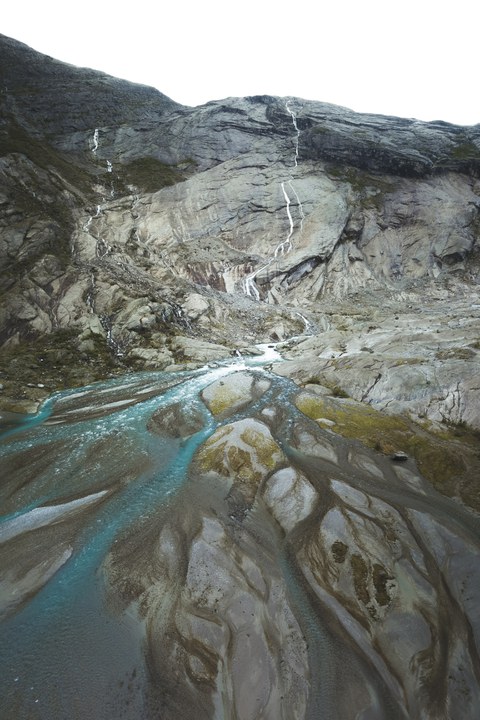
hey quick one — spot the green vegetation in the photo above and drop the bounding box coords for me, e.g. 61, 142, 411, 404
372, 564, 394, 607
0, 330, 124, 412
311, 125, 328, 135
331, 541, 348, 563
330, 385, 350, 398
450, 142, 480, 161
118, 157, 195, 194
295, 392, 480, 510
435, 347, 476, 360
350, 554, 370, 605
206, 385, 245, 416
241, 426, 281, 470
0, 116, 95, 197
197, 423, 282, 485
435, 139, 480, 173
326, 166, 396, 210
0, 117, 94, 280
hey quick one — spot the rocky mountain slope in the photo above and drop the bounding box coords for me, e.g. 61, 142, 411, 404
0, 34, 479, 426
1, 34, 480, 720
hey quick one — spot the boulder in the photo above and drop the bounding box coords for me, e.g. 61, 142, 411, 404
201, 370, 270, 417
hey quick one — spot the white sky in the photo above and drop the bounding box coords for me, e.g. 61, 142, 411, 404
3, 1, 478, 125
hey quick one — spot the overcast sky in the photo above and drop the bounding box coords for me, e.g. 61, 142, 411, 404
3, 1, 478, 125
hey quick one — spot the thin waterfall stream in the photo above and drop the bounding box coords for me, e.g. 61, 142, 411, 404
243, 99, 304, 301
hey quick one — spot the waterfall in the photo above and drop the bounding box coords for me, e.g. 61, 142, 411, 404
92, 128, 99, 154
99, 314, 123, 357
242, 99, 304, 301
285, 99, 300, 167
85, 273, 96, 314
275, 181, 295, 257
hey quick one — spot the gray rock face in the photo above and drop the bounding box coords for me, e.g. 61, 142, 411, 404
1, 34, 480, 712
1, 34, 479, 415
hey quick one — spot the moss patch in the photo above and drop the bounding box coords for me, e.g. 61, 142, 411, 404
240, 426, 280, 470
206, 385, 246, 417
0, 330, 125, 412
296, 393, 412, 454
196, 421, 283, 487
119, 157, 186, 194
435, 348, 476, 360
450, 142, 480, 161
331, 541, 348, 564
372, 564, 394, 606
295, 392, 480, 510
0, 116, 95, 197
350, 554, 370, 605
326, 166, 396, 209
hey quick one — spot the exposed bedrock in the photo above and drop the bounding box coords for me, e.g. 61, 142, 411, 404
1, 35, 479, 419
1, 34, 480, 720
101, 372, 480, 719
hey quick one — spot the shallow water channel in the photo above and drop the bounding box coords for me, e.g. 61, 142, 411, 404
1, 347, 479, 720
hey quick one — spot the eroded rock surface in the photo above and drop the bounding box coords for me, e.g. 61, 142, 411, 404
1, 360, 480, 719
1, 33, 480, 720
1, 35, 479, 423
201, 370, 271, 417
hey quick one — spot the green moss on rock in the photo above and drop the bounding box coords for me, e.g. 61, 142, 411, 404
372, 563, 394, 606
240, 426, 280, 470
196, 420, 284, 488
206, 384, 245, 416
119, 157, 185, 194
0, 330, 125, 413
350, 554, 370, 605
295, 391, 480, 510
331, 541, 348, 563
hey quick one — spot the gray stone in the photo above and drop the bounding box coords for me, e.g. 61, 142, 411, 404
201, 371, 270, 417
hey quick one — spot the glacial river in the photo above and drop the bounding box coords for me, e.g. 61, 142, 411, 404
0, 348, 299, 719
1, 346, 479, 720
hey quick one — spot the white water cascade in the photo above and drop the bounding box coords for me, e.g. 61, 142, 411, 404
85, 127, 115, 255
83, 204, 102, 233
91, 128, 113, 181
243, 99, 304, 301
285, 99, 300, 167
92, 128, 99, 154
275, 181, 295, 257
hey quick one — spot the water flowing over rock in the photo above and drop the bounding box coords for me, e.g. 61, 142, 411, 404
1, 33, 479, 417
0, 33, 480, 720
1, 362, 479, 719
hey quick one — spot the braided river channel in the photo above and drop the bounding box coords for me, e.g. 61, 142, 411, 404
1, 347, 479, 720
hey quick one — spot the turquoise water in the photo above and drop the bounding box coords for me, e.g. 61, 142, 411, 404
1, 352, 305, 719
2, 347, 470, 719
0, 360, 250, 718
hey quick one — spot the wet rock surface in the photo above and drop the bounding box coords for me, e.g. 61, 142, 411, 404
0, 35, 480, 720
1, 362, 479, 719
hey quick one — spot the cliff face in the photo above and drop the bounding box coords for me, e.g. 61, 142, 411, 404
0, 33, 479, 430
2, 35, 480, 720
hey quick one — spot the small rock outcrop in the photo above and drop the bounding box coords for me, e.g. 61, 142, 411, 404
201, 370, 270, 416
